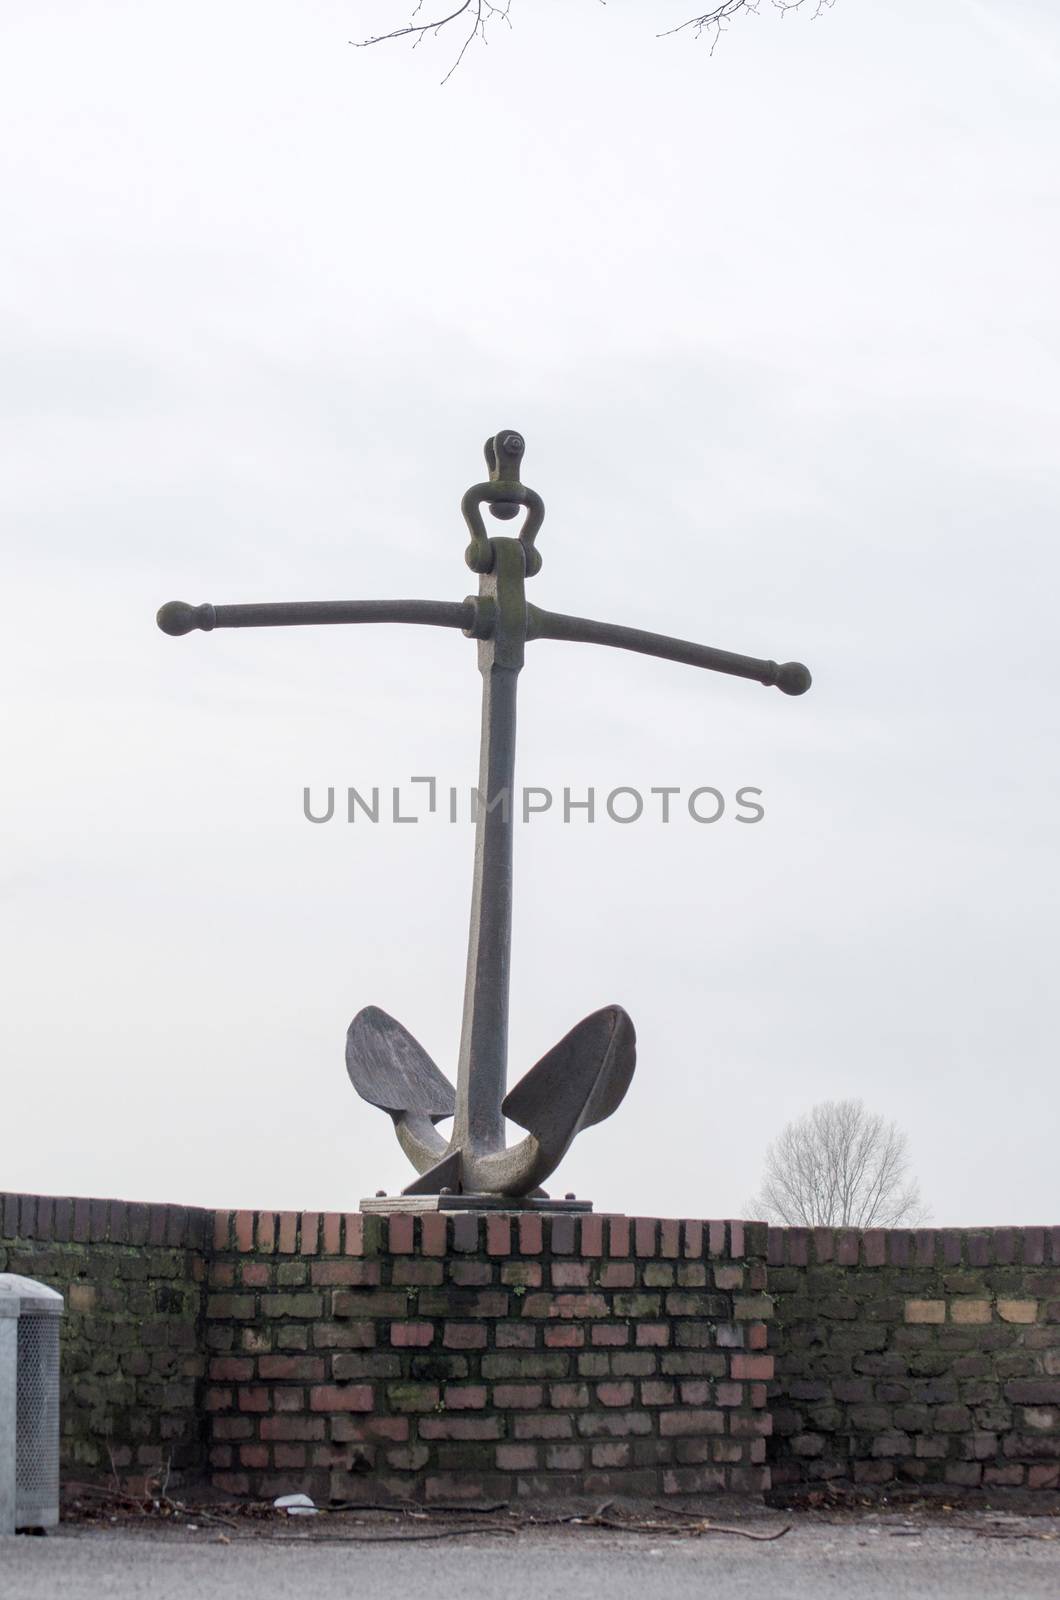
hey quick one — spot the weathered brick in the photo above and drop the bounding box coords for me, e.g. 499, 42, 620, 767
311, 1384, 373, 1412
390, 1322, 434, 1348
905, 1300, 945, 1324
951, 1300, 991, 1325
659, 1408, 725, 1437
998, 1300, 1037, 1324
730, 1354, 773, 1381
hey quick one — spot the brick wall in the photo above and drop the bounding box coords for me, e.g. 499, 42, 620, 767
204, 1210, 771, 1502
767, 1225, 1060, 1496
0, 1194, 208, 1482
3, 1194, 1059, 1502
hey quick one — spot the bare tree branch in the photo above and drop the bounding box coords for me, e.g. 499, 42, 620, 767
351, 0, 836, 78
352, 0, 515, 84
746, 1100, 929, 1228
658, 0, 836, 55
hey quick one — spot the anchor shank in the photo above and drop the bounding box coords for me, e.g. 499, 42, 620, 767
453, 538, 527, 1159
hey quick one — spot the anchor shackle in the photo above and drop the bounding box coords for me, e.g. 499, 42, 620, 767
462, 429, 544, 578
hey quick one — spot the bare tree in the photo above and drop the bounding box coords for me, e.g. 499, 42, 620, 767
352, 1, 837, 83
746, 1099, 928, 1228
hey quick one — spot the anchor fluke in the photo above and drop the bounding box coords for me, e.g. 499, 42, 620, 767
503, 1006, 636, 1149
346, 1006, 455, 1118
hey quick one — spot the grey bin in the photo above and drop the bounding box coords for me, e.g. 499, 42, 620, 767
0, 1274, 63, 1534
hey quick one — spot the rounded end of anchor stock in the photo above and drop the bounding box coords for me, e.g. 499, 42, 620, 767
775, 661, 812, 696
157, 601, 215, 636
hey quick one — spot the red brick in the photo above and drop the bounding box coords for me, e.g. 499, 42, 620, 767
322, 1213, 341, 1254
258, 1356, 323, 1381
300, 1213, 320, 1255
444, 1323, 488, 1350
486, 1215, 511, 1256
496, 1322, 536, 1348
239, 1444, 269, 1469
212, 1418, 253, 1440
241, 1262, 270, 1288
659, 1220, 680, 1259
608, 1217, 631, 1257
590, 1325, 629, 1347
549, 1383, 590, 1409
311, 1261, 379, 1286
261, 1416, 326, 1441
642, 1381, 676, 1406
748, 1323, 768, 1350
273, 1389, 306, 1412
683, 1221, 704, 1259
313, 1321, 375, 1349
234, 1211, 255, 1252
519, 1214, 543, 1255
730, 1354, 773, 1380
419, 1416, 503, 1441
599, 1263, 635, 1289
421, 1214, 448, 1255
636, 1323, 670, 1347
391, 1322, 434, 1348
257, 1212, 277, 1253
596, 1381, 635, 1407
580, 1216, 604, 1256
545, 1325, 583, 1349
310, 1384, 373, 1412
715, 1382, 743, 1406
729, 1221, 745, 1257
214, 1211, 233, 1251
238, 1387, 270, 1412
634, 1218, 657, 1256
274, 1444, 307, 1469
444, 1385, 487, 1409
513, 1414, 573, 1440
552, 1262, 590, 1289
388, 1215, 415, 1254
730, 1413, 772, 1437
493, 1384, 544, 1409
344, 1214, 365, 1255
204, 1387, 232, 1412
708, 1222, 725, 1257
496, 1443, 538, 1471
210, 1357, 254, 1382
365, 1417, 410, 1442
660, 1408, 724, 1437
278, 1212, 298, 1254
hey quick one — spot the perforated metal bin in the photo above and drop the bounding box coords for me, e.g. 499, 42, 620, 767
0, 1274, 63, 1534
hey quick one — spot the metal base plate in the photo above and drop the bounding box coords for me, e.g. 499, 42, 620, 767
359, 1194, 594, 1214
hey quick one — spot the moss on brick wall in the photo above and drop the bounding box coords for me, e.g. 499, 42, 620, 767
0, 1194, 209, 1483
767, 1226, 1060, 1495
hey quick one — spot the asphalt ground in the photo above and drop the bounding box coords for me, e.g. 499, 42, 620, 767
3, 1508, 1059, 1600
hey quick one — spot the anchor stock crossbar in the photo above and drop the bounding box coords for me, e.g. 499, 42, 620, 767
158, 430, 812, 1207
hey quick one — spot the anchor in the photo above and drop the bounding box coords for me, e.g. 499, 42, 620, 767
158, 431, 811, 1207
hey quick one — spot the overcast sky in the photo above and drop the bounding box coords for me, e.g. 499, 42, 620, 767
3, 0, 1058, 1225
